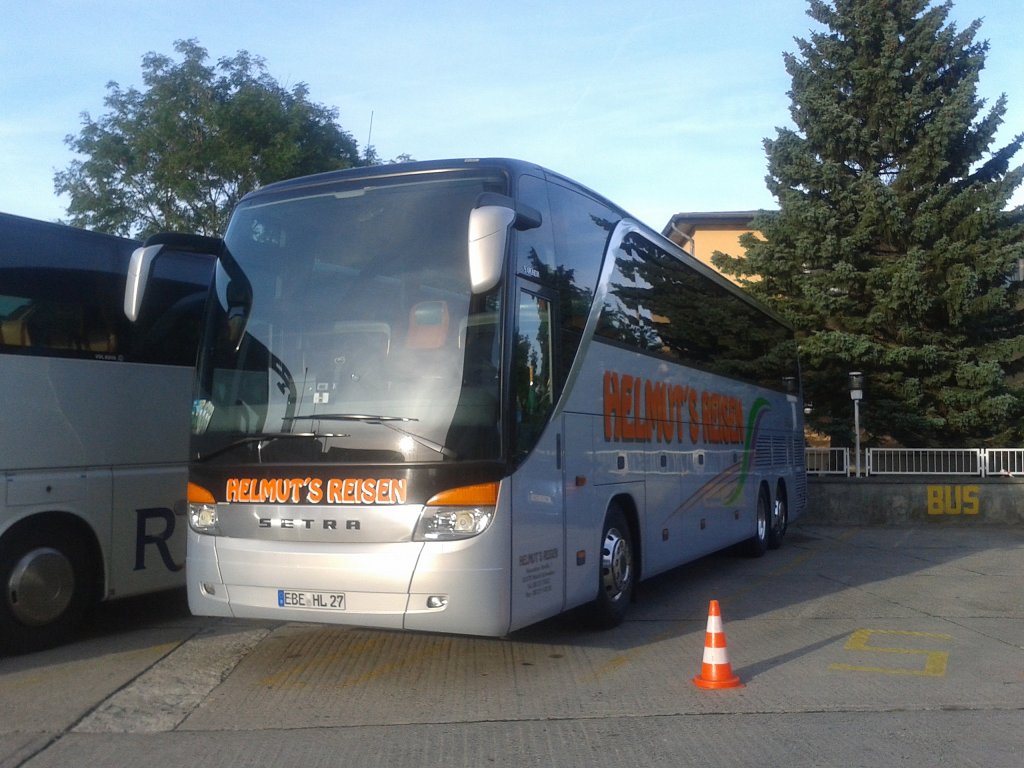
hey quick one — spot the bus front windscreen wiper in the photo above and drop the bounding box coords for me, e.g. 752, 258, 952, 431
282, 413, 414, 424
282, 413, 457, 459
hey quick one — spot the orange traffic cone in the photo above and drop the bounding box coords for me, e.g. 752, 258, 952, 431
693, 599, 744, 689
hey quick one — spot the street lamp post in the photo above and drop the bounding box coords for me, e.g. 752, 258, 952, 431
849, 372, 864, 476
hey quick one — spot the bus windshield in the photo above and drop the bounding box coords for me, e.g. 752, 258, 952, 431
192, 169, 508, 464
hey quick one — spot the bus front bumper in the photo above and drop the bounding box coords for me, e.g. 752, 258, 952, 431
186, 530, 511, 636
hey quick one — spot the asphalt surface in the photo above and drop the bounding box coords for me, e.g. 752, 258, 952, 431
2, 522, 1022, 767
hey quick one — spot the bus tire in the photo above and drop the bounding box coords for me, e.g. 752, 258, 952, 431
745, 487, 769, 558
586, 504, 635, 629
0, 524, 95, 654
768, 490, 788, 550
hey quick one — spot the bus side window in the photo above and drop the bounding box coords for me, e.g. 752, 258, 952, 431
515, 175, 556, 279
9, 298, 118, 355
0, 299, 32, 347
513, 290, 555, 457
544, 180, 618, 384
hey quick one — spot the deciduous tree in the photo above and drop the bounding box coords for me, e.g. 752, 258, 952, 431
55, 39, 362, 237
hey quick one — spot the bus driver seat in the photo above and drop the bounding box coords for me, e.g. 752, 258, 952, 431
401, 300, 455, 386
405, 301, 449, 351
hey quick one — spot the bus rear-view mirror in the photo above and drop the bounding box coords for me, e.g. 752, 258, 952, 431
124, 233, 224, 321
468, 194, 541, 294
124, 245, 164, 322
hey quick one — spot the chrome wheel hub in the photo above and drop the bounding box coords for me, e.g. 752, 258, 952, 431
7, 547, 75, 626
601, 527, 632, 601
772, 499, 786, 532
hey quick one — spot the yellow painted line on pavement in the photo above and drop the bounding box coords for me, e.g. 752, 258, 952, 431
830, 629, 952, 676
260, 634, 449, 690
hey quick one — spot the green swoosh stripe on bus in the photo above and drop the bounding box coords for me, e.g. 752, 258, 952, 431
725, 396, 771, 505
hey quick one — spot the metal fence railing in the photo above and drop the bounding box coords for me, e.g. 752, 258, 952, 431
984, 449, 1024, 477
805, 447, 1024, 477
866, 448, 981, 476
805, 447, 850, 475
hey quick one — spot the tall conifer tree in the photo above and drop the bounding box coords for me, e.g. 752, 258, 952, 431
715, 0, 1024, 446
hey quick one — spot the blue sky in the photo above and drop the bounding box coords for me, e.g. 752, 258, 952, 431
2, 0, 1022, 232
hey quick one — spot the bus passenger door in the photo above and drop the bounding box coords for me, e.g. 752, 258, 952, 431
561, 411, 604, 610
508, 288, 565, 630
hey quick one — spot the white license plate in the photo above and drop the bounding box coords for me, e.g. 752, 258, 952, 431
277, 589, 346, 610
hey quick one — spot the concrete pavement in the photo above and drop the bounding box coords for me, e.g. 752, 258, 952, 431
2, 523, 1022, 767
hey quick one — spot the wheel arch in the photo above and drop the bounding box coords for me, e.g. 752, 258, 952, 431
754, 478, 772, 514
1, 510, 105, 600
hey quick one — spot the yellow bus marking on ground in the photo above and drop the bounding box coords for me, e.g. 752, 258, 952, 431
830, 629, 952, 676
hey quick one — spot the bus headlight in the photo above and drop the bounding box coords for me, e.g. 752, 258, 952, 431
187, 482, 221, 535
415, 506, 494, 541
414, 481, 499, 542
189, 503, 221, 534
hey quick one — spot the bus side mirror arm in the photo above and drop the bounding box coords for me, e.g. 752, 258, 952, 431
468, 194, 541, 294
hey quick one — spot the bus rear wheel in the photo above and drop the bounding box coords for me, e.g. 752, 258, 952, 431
768, 493, 787, 550
745, 488, 769, 557
586, 505, 635, 629
0, 526, 94, 654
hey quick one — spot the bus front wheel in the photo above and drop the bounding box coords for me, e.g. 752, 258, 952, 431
586, 505, 635, 629
0, 525, 95, 654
